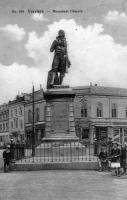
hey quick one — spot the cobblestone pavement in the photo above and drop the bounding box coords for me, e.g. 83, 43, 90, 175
0, 170, 127, 200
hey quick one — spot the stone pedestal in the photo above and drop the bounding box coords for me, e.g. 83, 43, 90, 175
43, 86, 77, 140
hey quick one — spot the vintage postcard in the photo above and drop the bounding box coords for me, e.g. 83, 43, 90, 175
0, 1, 127, 200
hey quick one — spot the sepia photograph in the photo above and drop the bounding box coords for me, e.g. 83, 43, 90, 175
0, 0, 127, 199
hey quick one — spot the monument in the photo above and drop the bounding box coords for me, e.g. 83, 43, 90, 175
44, 29, 77, 140
47, 29, 71, 89
36, 30, 86, 160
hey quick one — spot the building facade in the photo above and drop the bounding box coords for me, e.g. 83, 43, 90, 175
0, 103, 9, 147
1, 85, 127, 151
25, 89, 46, 146
74, 85, 127, 153
9, 95, 25, 143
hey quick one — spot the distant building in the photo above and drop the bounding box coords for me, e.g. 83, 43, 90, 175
1, 84, 127, 152
0, 103, 9, 147
8, 95, 25, 143
25, 88, 45, 146
74, 85, 127, 153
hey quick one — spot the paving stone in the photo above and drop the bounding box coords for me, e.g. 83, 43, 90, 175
0, 171, 127, 200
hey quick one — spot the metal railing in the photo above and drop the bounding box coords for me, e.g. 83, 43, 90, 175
12, 140, 98, 163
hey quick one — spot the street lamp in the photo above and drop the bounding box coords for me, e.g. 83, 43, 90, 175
32, 85, 35, 157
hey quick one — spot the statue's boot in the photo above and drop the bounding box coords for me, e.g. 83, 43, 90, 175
50, 72, 56, 86
59, 73, 65, 85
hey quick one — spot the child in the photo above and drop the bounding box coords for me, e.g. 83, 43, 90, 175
98, 146, 110, 171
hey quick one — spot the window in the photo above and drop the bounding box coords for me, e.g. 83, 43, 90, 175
3, 113, 6, 120
81, 129, 89, 139
112, 103, 117, 118
11, 121, 13, 129
6, 123, 8, 131
19, 106, 23, 115
97, 102, 103, 117
125, 105, 127, 118
3, 124, 5, 131
1, 114, 3, 121
15, 108, 17, 116
14, 118, 18, 128
11, 110, 13, 118
0, 124, 2, 132
20, 119, 23, 129
16, 119, 18, 128
81, 103, 87, 117
96, 127, 107, 141
28, 110, 32, 123
35, 108, 40, 122
7, 111, 9, 118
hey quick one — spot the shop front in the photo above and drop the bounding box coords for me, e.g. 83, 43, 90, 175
35, 123, 45, 145
25, 122, 45, 146
11, 131, 25, 143
112, 126, 127, 145
0, 132, 10, 147
94, 126, 108, 155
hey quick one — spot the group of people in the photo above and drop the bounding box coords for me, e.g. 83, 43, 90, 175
98, 142, 126, 176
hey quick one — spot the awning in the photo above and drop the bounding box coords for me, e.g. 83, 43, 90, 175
35, 122, 45, 129
94, 124, 110, 127
25, 127, 32, 131
11, 131, 24, 135
0, 132, 10, 136
25, 122, 45, 127
25, 122, 45, 130
79, 125, 89, 129
35, 122, 45, 125
94, 124, 127, 127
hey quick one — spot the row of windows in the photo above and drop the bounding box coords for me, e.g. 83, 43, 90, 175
0, 108, 40, 130
28, 108, 40, 123
10, 119, 23, 130
10, 106, 23, 118
0, 111, 9, 121
0, 123, 8, 132
81, 103, 127, 118
0, 135, 10, 143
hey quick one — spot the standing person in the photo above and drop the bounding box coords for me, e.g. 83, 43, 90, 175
120, 143, 126, 175
3, 145, 12, 172
98, 146, 110, 171
110, 142, 121, 176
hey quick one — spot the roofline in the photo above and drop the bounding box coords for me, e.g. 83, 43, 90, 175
72, 85, 127, 97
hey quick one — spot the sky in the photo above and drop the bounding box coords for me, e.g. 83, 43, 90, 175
0, 0, 127, 103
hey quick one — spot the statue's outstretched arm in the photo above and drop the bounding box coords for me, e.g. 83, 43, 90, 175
50, 40, 56, 52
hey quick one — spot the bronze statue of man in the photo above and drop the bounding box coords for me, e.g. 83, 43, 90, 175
47, 30, 71, 89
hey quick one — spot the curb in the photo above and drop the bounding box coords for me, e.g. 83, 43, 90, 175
11, 161, 99, 171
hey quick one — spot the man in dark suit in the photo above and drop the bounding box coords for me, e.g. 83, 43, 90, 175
120, 143, 126, 175
3, 145, 12, 172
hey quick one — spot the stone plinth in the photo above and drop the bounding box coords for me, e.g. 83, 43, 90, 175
43, 86, 77, 140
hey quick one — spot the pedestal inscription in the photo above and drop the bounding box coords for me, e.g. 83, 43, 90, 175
52, 102, 68, 133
